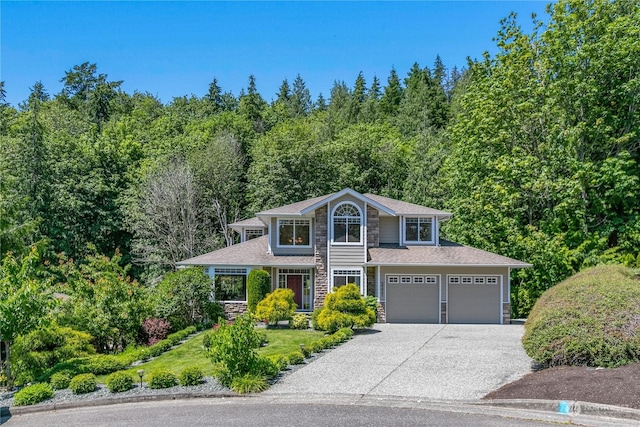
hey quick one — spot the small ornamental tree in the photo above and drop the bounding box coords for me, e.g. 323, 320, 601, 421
254, 288, 297, 326
313, 284, 376, 333
247, 269, 271, 313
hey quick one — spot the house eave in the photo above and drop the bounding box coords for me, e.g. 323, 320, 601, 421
300, 188, 396, 216
366, 262, 532, 268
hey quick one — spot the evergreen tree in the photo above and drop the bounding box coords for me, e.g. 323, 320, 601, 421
238, 75, 267, 133
348, 72, 367, 123
291, 74, 312, 117
380, 67, 403, 117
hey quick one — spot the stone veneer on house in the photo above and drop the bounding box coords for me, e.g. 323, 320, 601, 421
221, 302, 248, 321
366, 205, 379, 248
313, 205, 328, 308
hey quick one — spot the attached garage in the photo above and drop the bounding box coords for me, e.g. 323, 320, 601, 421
447, 275, 501, 324
385, 275, 440, 323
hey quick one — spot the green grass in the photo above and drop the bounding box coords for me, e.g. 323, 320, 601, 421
258, 329, 325, 358
96, 328, 325, 383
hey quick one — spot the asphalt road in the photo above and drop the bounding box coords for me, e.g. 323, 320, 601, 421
1, 399, 564, 427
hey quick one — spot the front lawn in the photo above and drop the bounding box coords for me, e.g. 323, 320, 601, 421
97, 328, 325, 383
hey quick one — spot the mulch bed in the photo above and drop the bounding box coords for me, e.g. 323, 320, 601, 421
484, 362, 640, 410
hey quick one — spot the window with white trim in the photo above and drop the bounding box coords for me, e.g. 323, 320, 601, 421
245, 229, 264, 241
332, 269, 362, 290
401, 276, 412, 284
213, 268, 248, 301
278, 219, 311, 247
413, 276, 424, 284
404, 217, 434, 243
387, 276, 399, 284
486, 277, 499, 284
425, 276, 437, 283
332, 202, 362, 244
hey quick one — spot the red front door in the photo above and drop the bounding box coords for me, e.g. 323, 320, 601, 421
286, 275, 303, 309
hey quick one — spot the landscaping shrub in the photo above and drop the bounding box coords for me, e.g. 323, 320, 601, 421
13, 383, 54, 406
49, 371, 73, 390
12, 325, 95, 386
106, 371, 135, 393
268, 354, 289, 371
230, 373, 268, 394
179, 367, 204, 386
364, 296, 378, 319
289, 313, 309, 330
523, 265, 640, 368
147, 369, 178, 389
141, 318, 171, 346
313, 284, 376, 333
254, 288, 297, 326
84, 355, 128, 375
286, 350, 305, 365
247, 269, 271, 313
153, 268, 219, 330
203, 314, 274, 387
69, 373, 97, 394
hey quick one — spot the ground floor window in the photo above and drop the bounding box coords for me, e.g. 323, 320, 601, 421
277, 268, 313, 311
213, 268, 248, 301
331, 269, 362, 293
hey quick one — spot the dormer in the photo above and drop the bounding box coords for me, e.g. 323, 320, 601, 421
229, 217, 268, 243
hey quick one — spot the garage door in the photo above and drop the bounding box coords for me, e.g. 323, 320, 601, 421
386, 275, 440, 323
447, 276, 501, 324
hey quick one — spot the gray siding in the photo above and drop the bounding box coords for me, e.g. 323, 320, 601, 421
379, 216, 399, 244
330, 245, 365, 266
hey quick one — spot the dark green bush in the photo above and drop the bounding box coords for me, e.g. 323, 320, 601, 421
247, 269, 271, 313
179, 367, 204, 386
69, 373, 97, 394
364, 296, 379, 319
523, 265, 640, 368
147, 369, 178, 389
313, 284, 376, 333
106, 371, 135, 393
153, 267, 218, 330
12, 325, 95, 385
13, 383, 54, 406
49, 371, 73, 390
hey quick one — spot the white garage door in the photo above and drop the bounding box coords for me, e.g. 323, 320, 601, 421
386, 275, 440, 323
447, 276, 501, 324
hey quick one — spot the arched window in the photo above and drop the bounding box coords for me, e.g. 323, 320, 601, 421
332, 202, 362, 243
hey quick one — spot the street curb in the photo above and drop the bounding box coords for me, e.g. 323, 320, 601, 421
1, 391, 241, 417
476, 399, 640, 422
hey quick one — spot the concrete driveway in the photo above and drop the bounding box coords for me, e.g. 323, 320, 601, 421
265, 324, 533, 400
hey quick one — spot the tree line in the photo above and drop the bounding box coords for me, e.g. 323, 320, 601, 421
1, 0, 639, 319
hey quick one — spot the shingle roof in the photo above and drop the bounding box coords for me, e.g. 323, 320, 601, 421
363, 193, 452, 217
229, 217, 266, 228
177, 236, 315, 267
367, 240, 531, 268
256, 194, 335, 216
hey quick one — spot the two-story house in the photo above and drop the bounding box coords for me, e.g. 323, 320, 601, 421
177, 188, 531, 324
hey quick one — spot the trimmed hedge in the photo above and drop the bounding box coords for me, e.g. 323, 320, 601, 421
49, 371, 72, 390
106, 371, 135, 393
147, 369, 177, 389
13, 383, 54, 406
179, 367, 204, 386
523, 265, 640, 368
247, 269, 271, 313
69, 373, 97, 394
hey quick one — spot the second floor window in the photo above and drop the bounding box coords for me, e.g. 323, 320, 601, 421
278, 219, 311, 246
333, 202, 362, 243
405, 217, 433, 243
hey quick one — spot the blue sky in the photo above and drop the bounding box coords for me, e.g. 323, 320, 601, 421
2, 1, 550, 107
